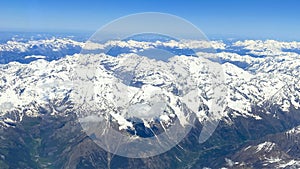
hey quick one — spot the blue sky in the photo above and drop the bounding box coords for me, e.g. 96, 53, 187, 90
0, 0, 299, 40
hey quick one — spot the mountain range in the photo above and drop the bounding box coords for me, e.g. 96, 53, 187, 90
0, 35, 299, 168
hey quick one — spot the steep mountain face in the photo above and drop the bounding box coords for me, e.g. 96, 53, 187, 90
224, 126, 300, 168
0, 37, 300, 168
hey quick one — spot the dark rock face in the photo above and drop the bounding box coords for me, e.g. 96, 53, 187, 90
1, 102, 300, 169
223, 128, 300, 169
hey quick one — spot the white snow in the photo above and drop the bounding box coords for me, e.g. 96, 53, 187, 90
0, 38, 300, 130
256, 142, 276, 152
278, 160, 300, 168
24, 55, 46, 59
286, 126, 300, 135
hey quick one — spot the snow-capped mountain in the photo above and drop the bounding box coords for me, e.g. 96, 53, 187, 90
1, 38, 299, 125
0, 52, 225, 137
0, 36, 300, 168
223, 125, 300, 168
0, 37, 84, 64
